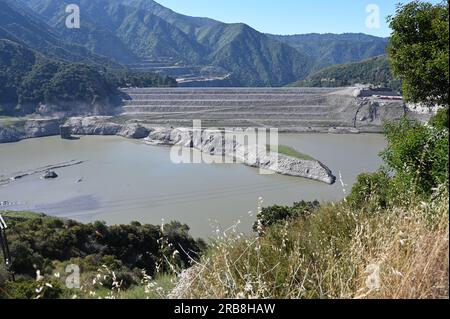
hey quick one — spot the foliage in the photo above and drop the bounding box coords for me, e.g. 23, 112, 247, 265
268, 144, 315, 160
346, 171, 392, 212
42, 64, 115, 105
346, 112, 449, 210
270, 33, 389, 72
253, 201, 320, 232
387, 1, 449, 106
381, 117, 449, 199
0, 0, 118, 67
0, 278, 66, 299
174, 187, 448, 299
291, 55, 401, 92
0, 212, 204, 281
430, 107, 449, 130
0, 39, 176, 116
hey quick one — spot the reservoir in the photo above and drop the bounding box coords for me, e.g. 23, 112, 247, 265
0, 134, 386, 238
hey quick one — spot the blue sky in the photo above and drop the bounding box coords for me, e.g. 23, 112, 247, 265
156, 0, 442, 37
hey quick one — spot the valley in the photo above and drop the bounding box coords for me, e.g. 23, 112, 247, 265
0, 0, 448, 301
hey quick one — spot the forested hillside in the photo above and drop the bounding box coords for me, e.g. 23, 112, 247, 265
0, 39, 176, 116
2, 0, 393, 87
19, 0, 313, 86
268, 33, 389, 71
290, 55, 401, 91
0, 0, 121, 67
0, 211, 204, 298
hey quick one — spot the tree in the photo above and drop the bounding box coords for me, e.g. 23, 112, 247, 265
387, 1, 449, 107
381, 118, 449, 198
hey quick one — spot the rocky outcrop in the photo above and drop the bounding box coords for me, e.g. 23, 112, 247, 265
65, 117, 151, 139
42, 171, 58, 179
353, 98, 407, 128
0, 126, 22, 143
0, 117, 335, 183
0, 119, 63, 143
118, 123, 150, 139
146, 127, 336, 184
65, 117, 123, 136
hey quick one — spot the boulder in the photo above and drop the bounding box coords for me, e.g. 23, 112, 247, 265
118, 124, 150, 139
43, 171, 58, 179
60, 125, 72, 139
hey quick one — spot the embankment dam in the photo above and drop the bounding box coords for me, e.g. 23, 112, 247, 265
118, 87, 411, 133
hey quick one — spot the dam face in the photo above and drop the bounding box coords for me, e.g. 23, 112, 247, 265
119, 87, 405, 132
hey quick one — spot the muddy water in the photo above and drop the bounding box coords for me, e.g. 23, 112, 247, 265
0, 134, 386, 238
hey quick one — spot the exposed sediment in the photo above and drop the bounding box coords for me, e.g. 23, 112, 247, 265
0, 118, 63, 143
0, 87, 420, 184
145, 127, 336, 184
1, 86, 424, 144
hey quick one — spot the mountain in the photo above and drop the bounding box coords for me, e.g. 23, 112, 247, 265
0, 38, 119, 115
6, 0, 393, 87
0, 0, 123, 67
20, 0, 200, 64
268, 33, 389, 71
289, 55, 401, 92
0, 37, 176, 116
19, 0, 313, 86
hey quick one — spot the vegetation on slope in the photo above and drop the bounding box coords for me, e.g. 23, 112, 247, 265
268, 33, 389, 72
267, 144, 315, 161
0, 0, 121, 67
170, 1, 450, 297
0, 39, 176, 116
15, 0, 395, 87
289, 55, 401, 92
0, 213, 205, 299
171, 109, 449, 299
21, 0, 313, 86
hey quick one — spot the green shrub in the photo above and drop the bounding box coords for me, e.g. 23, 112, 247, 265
430, 107, 449, 130
2, 212, 205, 283
253, 200, 320, 233
382, 118, 449, 199
346, 171, 391, 212
0, 278, 65, 299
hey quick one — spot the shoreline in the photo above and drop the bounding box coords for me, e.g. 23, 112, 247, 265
0, 117, 345, 184
0, 116, 386, 145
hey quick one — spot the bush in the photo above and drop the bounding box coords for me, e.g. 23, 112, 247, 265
253, 201, 320, 233
430, 107, 449, 130
381, 117, 449, 200
9, 241, 44, 277
0, 263, 9, 286
0, 278, 65, 299
2, 212, 205, 282
346, 171, 391, 212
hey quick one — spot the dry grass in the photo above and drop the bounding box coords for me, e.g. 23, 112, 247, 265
170, 186, 449, 299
